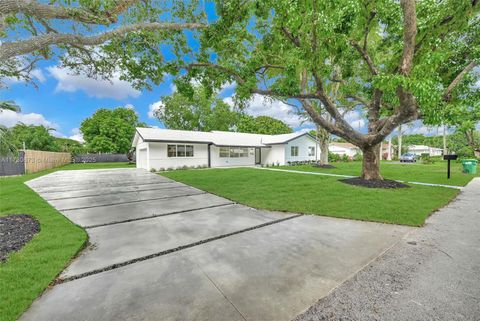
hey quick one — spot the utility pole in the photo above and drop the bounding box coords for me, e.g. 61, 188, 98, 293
387, 138, 392, 161
397, 125, 403, 159
443, 125, 447, 155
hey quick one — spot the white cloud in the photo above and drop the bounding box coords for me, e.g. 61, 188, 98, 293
0, 109, 59, 129
68, 128, 84, 143
148, 100, 165, 119
47, 66, 141, 100
343, 109, 366, 130
224, 94, 303, 128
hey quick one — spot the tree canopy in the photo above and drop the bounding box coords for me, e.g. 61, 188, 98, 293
0, 0, 206, 87
155, 85, 238, 132
80, 107, 145, 154
9, 123, 56, 151
236, 115, 292, 135
174, 0, 478, 179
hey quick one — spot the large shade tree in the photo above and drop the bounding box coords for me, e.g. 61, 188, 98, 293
155, 85, 238, 131
0, 0, 206, 87
80, 107, 145, 154
178, 0, 478, 180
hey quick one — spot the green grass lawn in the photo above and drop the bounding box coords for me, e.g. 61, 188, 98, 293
278, 161, 478, 186
0, 162, 133, 321
162, 167, 459, 227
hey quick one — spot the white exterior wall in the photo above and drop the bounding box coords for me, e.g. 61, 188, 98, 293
261, 145, 285, 165
147, 142, 209, 170
284, 135, 318, 163
329, 146, 359, 157
408, 147, 443, 156
210, 146, 256, 167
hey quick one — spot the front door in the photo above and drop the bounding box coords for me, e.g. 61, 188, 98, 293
255, 148, 261, 164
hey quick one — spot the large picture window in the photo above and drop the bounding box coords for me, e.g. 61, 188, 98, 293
291, 146, 299, 156
167, 144, 194, 157
308, 146, 315, 156
219, 147, 249, 158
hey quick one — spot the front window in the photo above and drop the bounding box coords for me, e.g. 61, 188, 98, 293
167, 144, 194, 157
219, 147, 249, 158
291, 146, 299, 157
308, 146, 315, 156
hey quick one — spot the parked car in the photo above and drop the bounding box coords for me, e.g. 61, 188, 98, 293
400, 153, 418, 163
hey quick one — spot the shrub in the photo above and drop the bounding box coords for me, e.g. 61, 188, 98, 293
149, 168, 156, 173
456, 146, 475, 158
353, 153, 363, 161
328, 152, 341, 162
341, 154, 350, 162
420, 153, 435, 164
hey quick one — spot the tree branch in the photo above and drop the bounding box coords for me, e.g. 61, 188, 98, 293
0, 22, 206, 60
349, 40, 379, 75
443, 60, 478, 102
0, 0, 140, 25
399, 0, 417, 75
280, 26, 301, 47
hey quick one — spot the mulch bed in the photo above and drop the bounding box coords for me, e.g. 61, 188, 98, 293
340, 177, 410, 189
312, 164, 337, 169
0, 214, 40, 262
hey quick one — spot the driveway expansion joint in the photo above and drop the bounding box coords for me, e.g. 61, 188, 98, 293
43, 185, 189, 201
58, 213, 303, 284
83, 203, 236, 229
58, 191, 207, 211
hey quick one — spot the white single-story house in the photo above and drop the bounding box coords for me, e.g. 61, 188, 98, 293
132, 127, 320, 170
407, 145, 443, 156
329, 142, 362, 158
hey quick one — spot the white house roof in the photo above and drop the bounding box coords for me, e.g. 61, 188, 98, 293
133, 128, 315, 147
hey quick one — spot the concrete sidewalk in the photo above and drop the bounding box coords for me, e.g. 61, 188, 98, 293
294, 177, 480, 321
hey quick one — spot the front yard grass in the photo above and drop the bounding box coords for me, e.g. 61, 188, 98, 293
279, 161, 478, 186
162, 167, 459, 227
0, 162, 133, 321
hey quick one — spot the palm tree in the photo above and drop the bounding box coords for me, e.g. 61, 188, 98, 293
0, 100, 21, 113
0, 101, 21, 156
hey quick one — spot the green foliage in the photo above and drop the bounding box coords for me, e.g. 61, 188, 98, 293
156, 84, 292, 134
53, 137, 85, 155
80, 107, 145, 154
328, 152, 341, 163
236, 115, 292, 135
9, 124, 56, 151
157, 85, 238, 131
420, 153, 435, 164
353, 153, 363, 161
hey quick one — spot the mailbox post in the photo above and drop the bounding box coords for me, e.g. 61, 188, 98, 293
443, 154, 458, 179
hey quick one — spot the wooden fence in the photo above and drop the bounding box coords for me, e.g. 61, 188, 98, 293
23, 150, 71, 174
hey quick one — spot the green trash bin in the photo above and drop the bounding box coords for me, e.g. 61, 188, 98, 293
461, 159, 478, 174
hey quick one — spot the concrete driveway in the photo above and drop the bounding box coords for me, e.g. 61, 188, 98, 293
22, 168, 412, 321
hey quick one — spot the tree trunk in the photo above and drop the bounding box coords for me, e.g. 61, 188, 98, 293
317, 124, 330, 165
361, 144, 383, 180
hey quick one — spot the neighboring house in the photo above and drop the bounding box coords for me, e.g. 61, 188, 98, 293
407, 145, 443, 156
329, 142, 361, 158
381, 142, 395, 160
132, 128, 319, 170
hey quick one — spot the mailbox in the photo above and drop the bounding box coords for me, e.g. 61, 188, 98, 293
443, 154, 458, 161
443, 154, 458, 179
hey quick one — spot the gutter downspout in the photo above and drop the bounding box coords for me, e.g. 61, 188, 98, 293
208, 143, 212, 168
